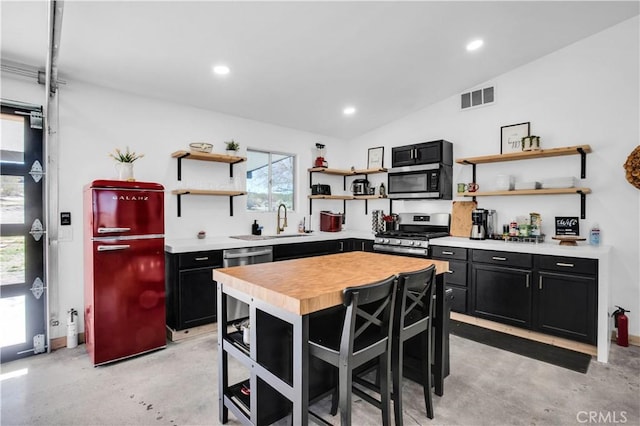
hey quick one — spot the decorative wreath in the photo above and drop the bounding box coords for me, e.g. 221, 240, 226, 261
624, 145, 640, 190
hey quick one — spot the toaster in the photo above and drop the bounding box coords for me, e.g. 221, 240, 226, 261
311, 184, 331, 195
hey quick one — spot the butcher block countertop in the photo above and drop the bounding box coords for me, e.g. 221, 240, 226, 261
213, 251, 449, 315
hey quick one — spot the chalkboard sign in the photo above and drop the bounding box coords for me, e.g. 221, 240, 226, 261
555, 217, 579, 236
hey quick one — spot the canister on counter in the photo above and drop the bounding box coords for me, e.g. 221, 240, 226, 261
530, 212, 541, 236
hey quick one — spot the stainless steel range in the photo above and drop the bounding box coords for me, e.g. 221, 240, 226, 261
373, 212, 450, 257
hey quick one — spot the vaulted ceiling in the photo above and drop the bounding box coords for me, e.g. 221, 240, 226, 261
2, 1, 638, 139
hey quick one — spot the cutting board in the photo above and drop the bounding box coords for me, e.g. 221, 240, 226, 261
450, 201, 477, 237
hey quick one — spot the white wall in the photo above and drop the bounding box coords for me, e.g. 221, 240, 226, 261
344, 17, 640, 335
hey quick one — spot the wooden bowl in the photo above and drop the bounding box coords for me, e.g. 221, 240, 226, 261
552, 235, 586, 246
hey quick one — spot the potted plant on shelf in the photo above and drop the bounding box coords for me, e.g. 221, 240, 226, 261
224, 139, 240, 155
109, 146, 144, 181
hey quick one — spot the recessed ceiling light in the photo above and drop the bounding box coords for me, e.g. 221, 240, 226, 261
213, 65, 230, 75
343, 106, 356, 116
466, 39, 484, 51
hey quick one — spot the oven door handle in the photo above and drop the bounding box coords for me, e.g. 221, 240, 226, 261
373, 244, 429, 256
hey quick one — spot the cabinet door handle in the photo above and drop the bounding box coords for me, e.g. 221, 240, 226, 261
492, 256, 507, 261
339, 241, 344, 252
442, 251, 454, 255
446, 270, 454, 274
194, 256, 209, 261
556, 262, 574, 268
539, 276, 543, 290
526, 275, 530, 288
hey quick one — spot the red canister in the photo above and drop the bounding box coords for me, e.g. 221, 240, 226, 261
320, 211, 343, 232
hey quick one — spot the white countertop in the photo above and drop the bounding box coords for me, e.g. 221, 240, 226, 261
165, 230, 375, 253
167, 232, 611, 259
430, 236, 611, 259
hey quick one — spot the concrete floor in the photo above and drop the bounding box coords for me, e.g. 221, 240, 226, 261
1, 331, 638, 426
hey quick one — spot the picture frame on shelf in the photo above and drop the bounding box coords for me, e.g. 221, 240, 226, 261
367, 146, 384, 169
500, 122, 530, 154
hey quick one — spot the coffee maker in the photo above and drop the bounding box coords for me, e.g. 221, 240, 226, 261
470, 209, 488, 240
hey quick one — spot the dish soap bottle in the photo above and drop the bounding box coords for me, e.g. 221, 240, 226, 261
251, 220, 262, 236
589, 223, 600, 246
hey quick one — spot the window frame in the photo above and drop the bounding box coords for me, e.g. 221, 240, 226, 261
246, 148, 296, 212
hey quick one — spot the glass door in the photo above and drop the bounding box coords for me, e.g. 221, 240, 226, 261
0, 103, 46, 362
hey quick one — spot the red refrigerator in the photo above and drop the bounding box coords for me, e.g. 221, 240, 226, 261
83, 180, 166, 365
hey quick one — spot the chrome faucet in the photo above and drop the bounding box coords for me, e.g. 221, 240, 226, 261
277, 203, 288, 234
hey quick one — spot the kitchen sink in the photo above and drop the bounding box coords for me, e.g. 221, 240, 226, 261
230, 234, 311, 241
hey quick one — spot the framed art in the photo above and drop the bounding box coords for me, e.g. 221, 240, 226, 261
500, 122, 530, 154
367, 146, 384, 169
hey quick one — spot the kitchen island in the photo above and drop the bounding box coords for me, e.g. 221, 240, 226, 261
213, 251, 449, 425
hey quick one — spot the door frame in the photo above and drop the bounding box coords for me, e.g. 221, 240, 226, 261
0, 101, 47, 362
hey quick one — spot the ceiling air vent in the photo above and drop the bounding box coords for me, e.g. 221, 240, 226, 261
461, 86, 494, 110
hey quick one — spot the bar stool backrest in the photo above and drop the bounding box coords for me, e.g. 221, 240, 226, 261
396, 265, 436, 340
342, 275, 397, 361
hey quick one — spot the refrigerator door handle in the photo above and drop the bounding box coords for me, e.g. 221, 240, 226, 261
97, 244, 131, 252
97, 227, 131, 234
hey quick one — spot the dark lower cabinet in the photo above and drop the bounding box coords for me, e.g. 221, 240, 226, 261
431, 245, 469, 314
351, 238, 374, 252
165, 250, 222, 330
535, 255, 597, 344
468, 249, 598, 345
472, 264, 532, 327
273, 239, 348, 261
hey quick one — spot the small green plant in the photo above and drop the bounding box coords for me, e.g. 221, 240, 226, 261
224, 139, 240, 151
109, 146, 144, 163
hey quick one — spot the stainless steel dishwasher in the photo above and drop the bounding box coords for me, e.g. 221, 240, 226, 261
222, 246, 274, 321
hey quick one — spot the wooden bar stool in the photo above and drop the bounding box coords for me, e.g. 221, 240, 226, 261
308, 275, 397, 426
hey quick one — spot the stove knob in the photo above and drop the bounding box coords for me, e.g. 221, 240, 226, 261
394, 239, 401, 245
383, 239, 389, 244
414, 241, 421, 247
408, 241, 415, 246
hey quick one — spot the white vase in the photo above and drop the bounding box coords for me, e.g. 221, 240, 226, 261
116, 162, 135, 181
226, 150, 238, 156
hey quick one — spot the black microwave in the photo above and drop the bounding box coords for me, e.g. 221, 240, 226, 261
387, 163, 452, 199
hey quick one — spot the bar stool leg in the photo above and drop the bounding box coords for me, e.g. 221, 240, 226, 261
379, 352, 392, 426
339, 363, 353, 425
422, 331, 434, 419
392, 337, 404, 426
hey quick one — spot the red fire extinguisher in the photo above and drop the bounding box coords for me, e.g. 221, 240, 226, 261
611, 306, 629, 347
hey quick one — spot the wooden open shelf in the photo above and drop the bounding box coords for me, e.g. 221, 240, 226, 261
456, 144, 592, 218
171, 149, 247, 217
170, 189, 246, 217
171, 150, 246, 164
460, 188, 591, 197
307, 166, 387, 176
308, 166, 389, 215
308, 194, 387, 200
455, 145, 591, 165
